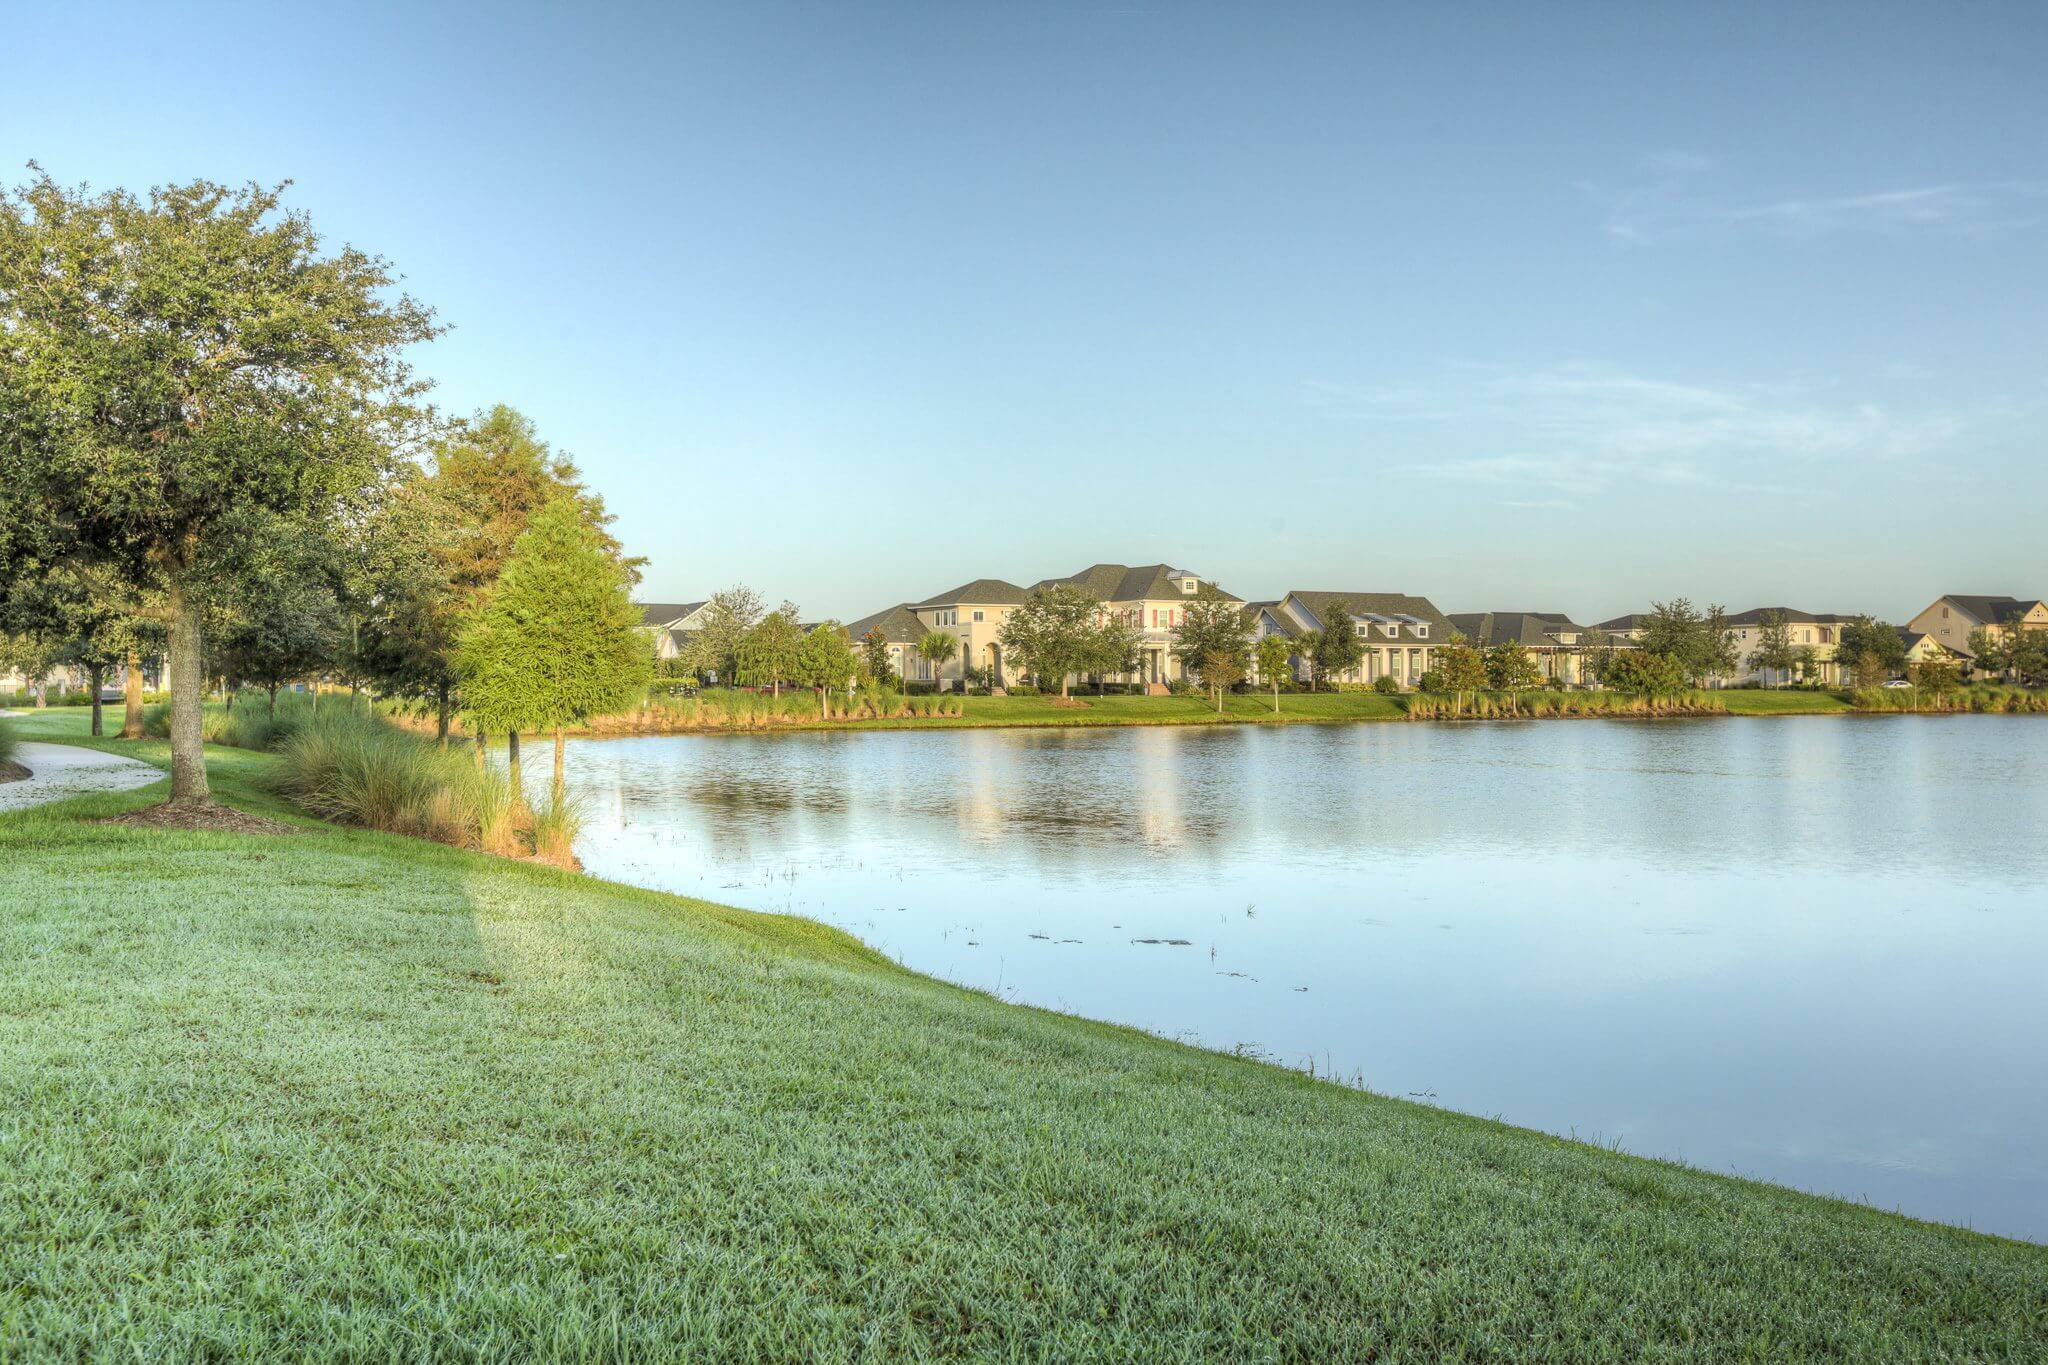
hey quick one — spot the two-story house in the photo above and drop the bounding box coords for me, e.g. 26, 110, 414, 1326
909, 579, 1030, 688
1906, 595, 2048, 674
1028, 564, 1239, 690
1723, 607, 1856, 685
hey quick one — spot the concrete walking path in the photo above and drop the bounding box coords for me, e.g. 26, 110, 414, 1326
0, 741, 163, 813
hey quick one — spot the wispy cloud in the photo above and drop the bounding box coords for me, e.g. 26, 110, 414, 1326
1376, 362, 1971, 504
1585, 154, 2046, 243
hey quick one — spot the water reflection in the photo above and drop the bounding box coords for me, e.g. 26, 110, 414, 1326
562, 717, 2048, 1242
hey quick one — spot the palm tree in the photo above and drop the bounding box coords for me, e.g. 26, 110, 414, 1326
917, 631, 958, 691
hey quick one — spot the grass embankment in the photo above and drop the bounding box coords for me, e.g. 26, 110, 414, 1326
2, 710, 2044, 1359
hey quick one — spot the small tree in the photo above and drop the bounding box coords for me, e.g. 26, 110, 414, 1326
1748, 610, 1797, 684
859, 627, 896, 686
799, 624, 857, 713
1834, 617, 1905, 683
1313, 603, 1365, 685
915, 630, 959, 690
1170, 598, 1253, 710
1085, 615, 1144, 694
737, 606, 805, 697
454, 498, 649, 802
1577, 627, 1616, 686
1909, 657, 1962, 696
1436, 638, 1488, 714
1255, 635, 1293, 713
682, 585, 765, 686
1484, 641, 1542, 691
1293, 630, 1324, 690
213, 522, 344, 720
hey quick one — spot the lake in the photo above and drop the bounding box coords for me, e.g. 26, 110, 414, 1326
557, 715, 2048, 1243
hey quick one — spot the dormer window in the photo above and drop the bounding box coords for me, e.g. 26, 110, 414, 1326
1383, 622, 1399, 638
1179, 578, 1197, 594
1415, 624, 1428, 638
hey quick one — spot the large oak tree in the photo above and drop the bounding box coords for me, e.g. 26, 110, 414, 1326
0, 170, 439, 804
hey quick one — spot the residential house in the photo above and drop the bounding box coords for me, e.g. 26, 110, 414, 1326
1264, 591, 1452, 688
1724, 607, 1856, 685
908, 578, 1029, 687
1028, 563, 1239, 689
636, 601, 713, 663
1445, 612, 1593, 685
1906, 595, 2048, 674
1895, 628, 1955, 669
844, 602, 931, 684
886, 563, 1239, 691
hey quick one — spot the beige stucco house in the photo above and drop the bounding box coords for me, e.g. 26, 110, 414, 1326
1906, 595, 2048, 673
1723, 607, 1857, 685
877, 563, 1238, 690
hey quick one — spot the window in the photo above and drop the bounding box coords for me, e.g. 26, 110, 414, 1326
1415, 624, 1428, 638
971, 610, 984, 623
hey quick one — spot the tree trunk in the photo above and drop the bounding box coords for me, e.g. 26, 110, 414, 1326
436, 684, 451, 746
1272, 681, 1279, 714
553, 728, 566, 801
474, 727, 487, 773
507, 730, 522, 805
166, 581, 210, 805
121, 648, 145, 739
89, 665, 105, 736
311, 680, 320, 715
268, 683, 279, 720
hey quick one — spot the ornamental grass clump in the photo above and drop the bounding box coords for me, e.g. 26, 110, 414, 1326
1403, 689, 1728, 720
0, 717, 18, 770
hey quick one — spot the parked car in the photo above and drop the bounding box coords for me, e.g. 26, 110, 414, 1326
1881, 679, 1913, 689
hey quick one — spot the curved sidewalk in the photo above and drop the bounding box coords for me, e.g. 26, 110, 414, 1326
0, 741, 163, 813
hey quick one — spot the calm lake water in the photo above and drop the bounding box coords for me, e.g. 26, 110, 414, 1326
558, 716, 2048, 1243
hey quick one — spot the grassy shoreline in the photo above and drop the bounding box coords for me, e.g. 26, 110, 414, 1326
2, 709, 2043, 1357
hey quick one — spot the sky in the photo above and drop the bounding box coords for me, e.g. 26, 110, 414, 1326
6, 1, 2045, 623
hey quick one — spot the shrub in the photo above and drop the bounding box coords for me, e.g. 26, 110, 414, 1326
1372, 674, 1402, 695
0, 717, 17, 770
1008, 683, 1041, 697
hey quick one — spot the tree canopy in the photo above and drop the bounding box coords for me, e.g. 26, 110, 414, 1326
0, 170, 440, 802
454, 497, 648, 749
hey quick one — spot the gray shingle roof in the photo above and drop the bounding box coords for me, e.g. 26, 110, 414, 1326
636, 601, 707, 628
915, 578, 1028, 607
1032, 563, 1239, 604
1283, 591, 1451, 639
846, 603, 930, 644
1941, 595, 2042, 626
1726, 606, 1851, 626
1446, 611, 1585, 647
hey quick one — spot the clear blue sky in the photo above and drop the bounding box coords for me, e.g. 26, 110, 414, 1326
8, 2, 2044, 622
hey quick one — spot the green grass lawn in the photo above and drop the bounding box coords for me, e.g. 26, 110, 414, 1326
3, 710, 2043, 1359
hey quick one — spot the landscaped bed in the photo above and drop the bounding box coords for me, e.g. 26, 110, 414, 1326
1, 708, 2042, 1359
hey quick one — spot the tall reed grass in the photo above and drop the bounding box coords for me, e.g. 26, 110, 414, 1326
144, 692, 321, 753
583, 686, 965, 734
265, 708, 576, 864
1849, 685, 2048, 713
1401, 689, 1729, 720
